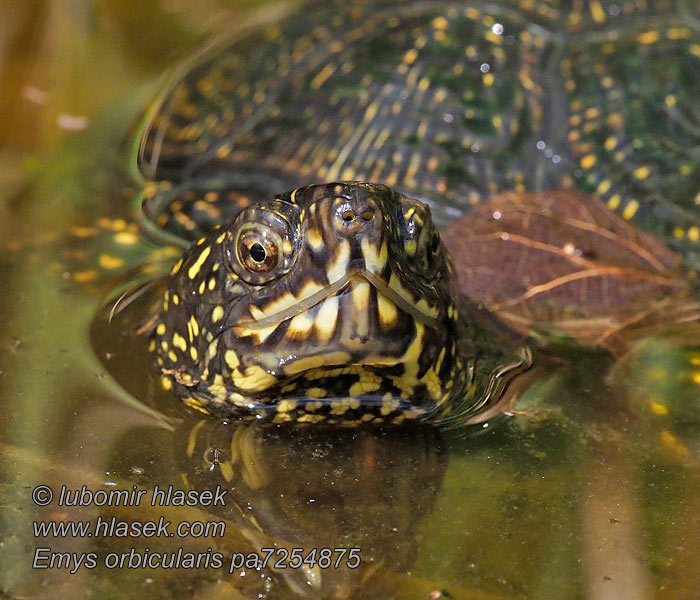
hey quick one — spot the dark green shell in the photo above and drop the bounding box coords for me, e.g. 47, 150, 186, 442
137, 0, 700, 266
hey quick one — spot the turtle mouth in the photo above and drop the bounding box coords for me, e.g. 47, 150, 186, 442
236, 269, 440, 331
229, 269, 441, 380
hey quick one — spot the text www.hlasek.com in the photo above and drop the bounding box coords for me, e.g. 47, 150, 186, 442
33, 515, 225, 539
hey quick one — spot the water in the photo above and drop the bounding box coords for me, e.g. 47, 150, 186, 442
1, 2, 699, 599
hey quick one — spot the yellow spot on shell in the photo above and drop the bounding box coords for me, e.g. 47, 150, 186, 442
649, 400, 669, 416
211, 305, 224, 323
688, 227, 699, 242
589, 0, 606, 23
156, 323, 166, 335
161, 377, 173, 391
311, 63, 336, 89
604, 137, 618, 151
432, 16, 448, 30
188, 246, 211, 279
580, 154, 596, 169
114, 231, 138, 245
403, 49, 418, 64
633, 166, 650, 180
206, 339, 218, 360
637, 30, 660, 45
596, 180, 611, 195
73, 270, 98, 283
172, 333, 187, 352
215, 144, 232, 159
189, 316, 199, 337
98, 254, 125, 270
667, 27, 692, 40
622, 200, 639, 220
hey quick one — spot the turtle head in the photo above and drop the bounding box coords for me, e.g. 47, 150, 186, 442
153, 182, 462, 423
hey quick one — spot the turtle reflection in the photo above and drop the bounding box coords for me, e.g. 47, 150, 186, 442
174, 418, 446, 598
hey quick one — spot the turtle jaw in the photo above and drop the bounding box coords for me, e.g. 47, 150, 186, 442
234, 268, 441, 331
229, 268, 445, 386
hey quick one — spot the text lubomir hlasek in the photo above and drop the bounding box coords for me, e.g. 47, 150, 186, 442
57, 485, 227, 507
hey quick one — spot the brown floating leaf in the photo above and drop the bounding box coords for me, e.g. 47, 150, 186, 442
442, 191, 699, 354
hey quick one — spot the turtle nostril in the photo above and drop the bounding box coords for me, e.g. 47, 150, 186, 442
342, 210, 355, 222
361, 209, 375, 222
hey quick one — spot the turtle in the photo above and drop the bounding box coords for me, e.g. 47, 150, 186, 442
92, 0, 700, 426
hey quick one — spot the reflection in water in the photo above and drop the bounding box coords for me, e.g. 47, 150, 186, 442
175, 419, 446, 598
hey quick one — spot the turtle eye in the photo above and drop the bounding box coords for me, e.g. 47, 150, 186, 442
237, 230, 280, 273
226, 201, 300, 284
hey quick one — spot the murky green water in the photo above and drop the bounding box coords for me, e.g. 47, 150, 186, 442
1, 2, 699, 599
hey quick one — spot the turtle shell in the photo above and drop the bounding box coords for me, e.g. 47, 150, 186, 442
136, 0, 700, 267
